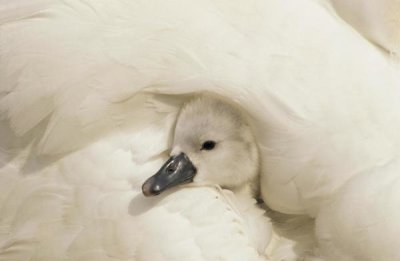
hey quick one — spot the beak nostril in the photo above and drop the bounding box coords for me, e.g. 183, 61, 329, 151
166, 158, 182, 174
166, 163, 177, 174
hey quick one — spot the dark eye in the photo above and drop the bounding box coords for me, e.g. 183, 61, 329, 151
201, 140, 216, 151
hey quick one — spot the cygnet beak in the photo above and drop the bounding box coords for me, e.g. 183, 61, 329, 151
142, 153, 197, 196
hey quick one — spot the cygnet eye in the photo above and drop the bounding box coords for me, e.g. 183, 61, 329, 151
201, 140, 216, 151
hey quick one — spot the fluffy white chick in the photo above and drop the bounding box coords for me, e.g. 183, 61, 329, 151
142, 95, 275, 259
142, 95, 260, 198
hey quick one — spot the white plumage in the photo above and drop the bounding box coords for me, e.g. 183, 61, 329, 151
1, 0, 400, 260
330, 0, 400, 56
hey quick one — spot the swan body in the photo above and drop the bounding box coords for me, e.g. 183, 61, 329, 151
1, 0, 400, 260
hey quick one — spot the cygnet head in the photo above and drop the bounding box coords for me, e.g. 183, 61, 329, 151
142, 95, 259, 197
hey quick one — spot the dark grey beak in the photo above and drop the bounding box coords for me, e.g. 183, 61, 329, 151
142, 153, 197, 196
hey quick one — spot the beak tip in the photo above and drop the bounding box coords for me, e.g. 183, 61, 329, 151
142, 182, 153, 197
142, 179, 161, 197
142, 189, 153, 197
